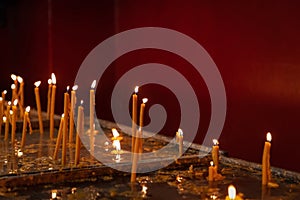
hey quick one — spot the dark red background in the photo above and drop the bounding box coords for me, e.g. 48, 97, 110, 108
1, 0, 300, 172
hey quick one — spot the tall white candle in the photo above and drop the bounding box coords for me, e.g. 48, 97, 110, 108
34, 81, 44, 134
90, 80, 96, 156
49, 73, 56, 139
69, 85, 78, 144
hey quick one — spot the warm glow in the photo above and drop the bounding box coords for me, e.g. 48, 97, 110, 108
13, 99, 18, 106
10, 110, 13, 115
141, 185, 148, 195
72, 85, 78, 91
91, 80, 96, 89
112, 128, 120, 138
51, 73, 56, 84
25, 106, 30, 113
11, 74, 17, 81
210, 161, 214, 166
228, 185, 236, 199
61, 114, 64, 118
67, 86, 70, 91
178, 128, 183, 136
11, 84, 16, 90
8, 101, 11, 106
17, 76, 23, 83
17, 149, 23, 157
176, 175, 183, 183
3, 90, 7, 94
266, 132, 272, 142
3, 116, 6, 123
34, 81, 41, 87
51, 190, 57, 199
0, 97, 2, 101
134, 86, 139, 93
142, 98, 148, 104
213, 139, 219, 146
48, 78, 52, 85
80, 100, 84, 105
113, 140, 121, 151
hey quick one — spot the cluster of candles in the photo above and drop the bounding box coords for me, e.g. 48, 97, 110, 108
0, 74, 32, 147
0, 73, 278, 199
0, 73, 98, 167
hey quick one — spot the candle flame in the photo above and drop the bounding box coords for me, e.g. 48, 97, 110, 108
17, 76, 23, 83
11, 74, 17, 81
91, 80, 96, 89
13, 99, 18, 106
11, 84, 16, 89
17, 149, 23, 157
25, 106, 30, 112
228, 185, 236, 199
141, 185, 148, 195
10, 110, 13, 115
266, 132, 272, 142
72, 85, 78, 91
210, 161, 214, 166
66, 86, 70, 92
3, 116, 6, 122
3, 90, 7, 94
176, 175, 183, 183
8, 101, 11, 106
142, 98, 148, 104
51, 190, 57, 199
213, 139, 219, 146
0, 97, 2, 101
80, 100, 84, 105
34, 81, 41, 87
134, 86, 139, 93
178, 128, 183, 136
48, 78, 52, 85
51, 73, 56, 84
113, 140, 121, 151
112, 128, 120, 138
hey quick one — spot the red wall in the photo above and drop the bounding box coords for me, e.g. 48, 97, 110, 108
1, 0, 300, 172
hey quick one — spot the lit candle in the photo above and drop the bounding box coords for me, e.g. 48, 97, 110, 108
49, 73, 56, 139
176, 128, 183, 156
208, 161, 216, 182
47, 78, 52, 119
131, 98, 148, 183
138, 98, 148, 155
69, 85, 78, 144
62, 87, 69, 165
90, 80, 96, 156
212, 139, 219, 171
4, 101, 11, 140
225, 185, 243, 200
132, 86, 138, 154
21, 106, 30, 148
0, 97, 3, 135
2, 90, 7, 102
11, 74, 18, 101
11, 99, 18, 145
262, 132, 272, 185
17, 76, 24, 118
11, 84, 16, 102
75, 100, 84, 165
53, 114, 64, 160
34, 81, 44, 134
